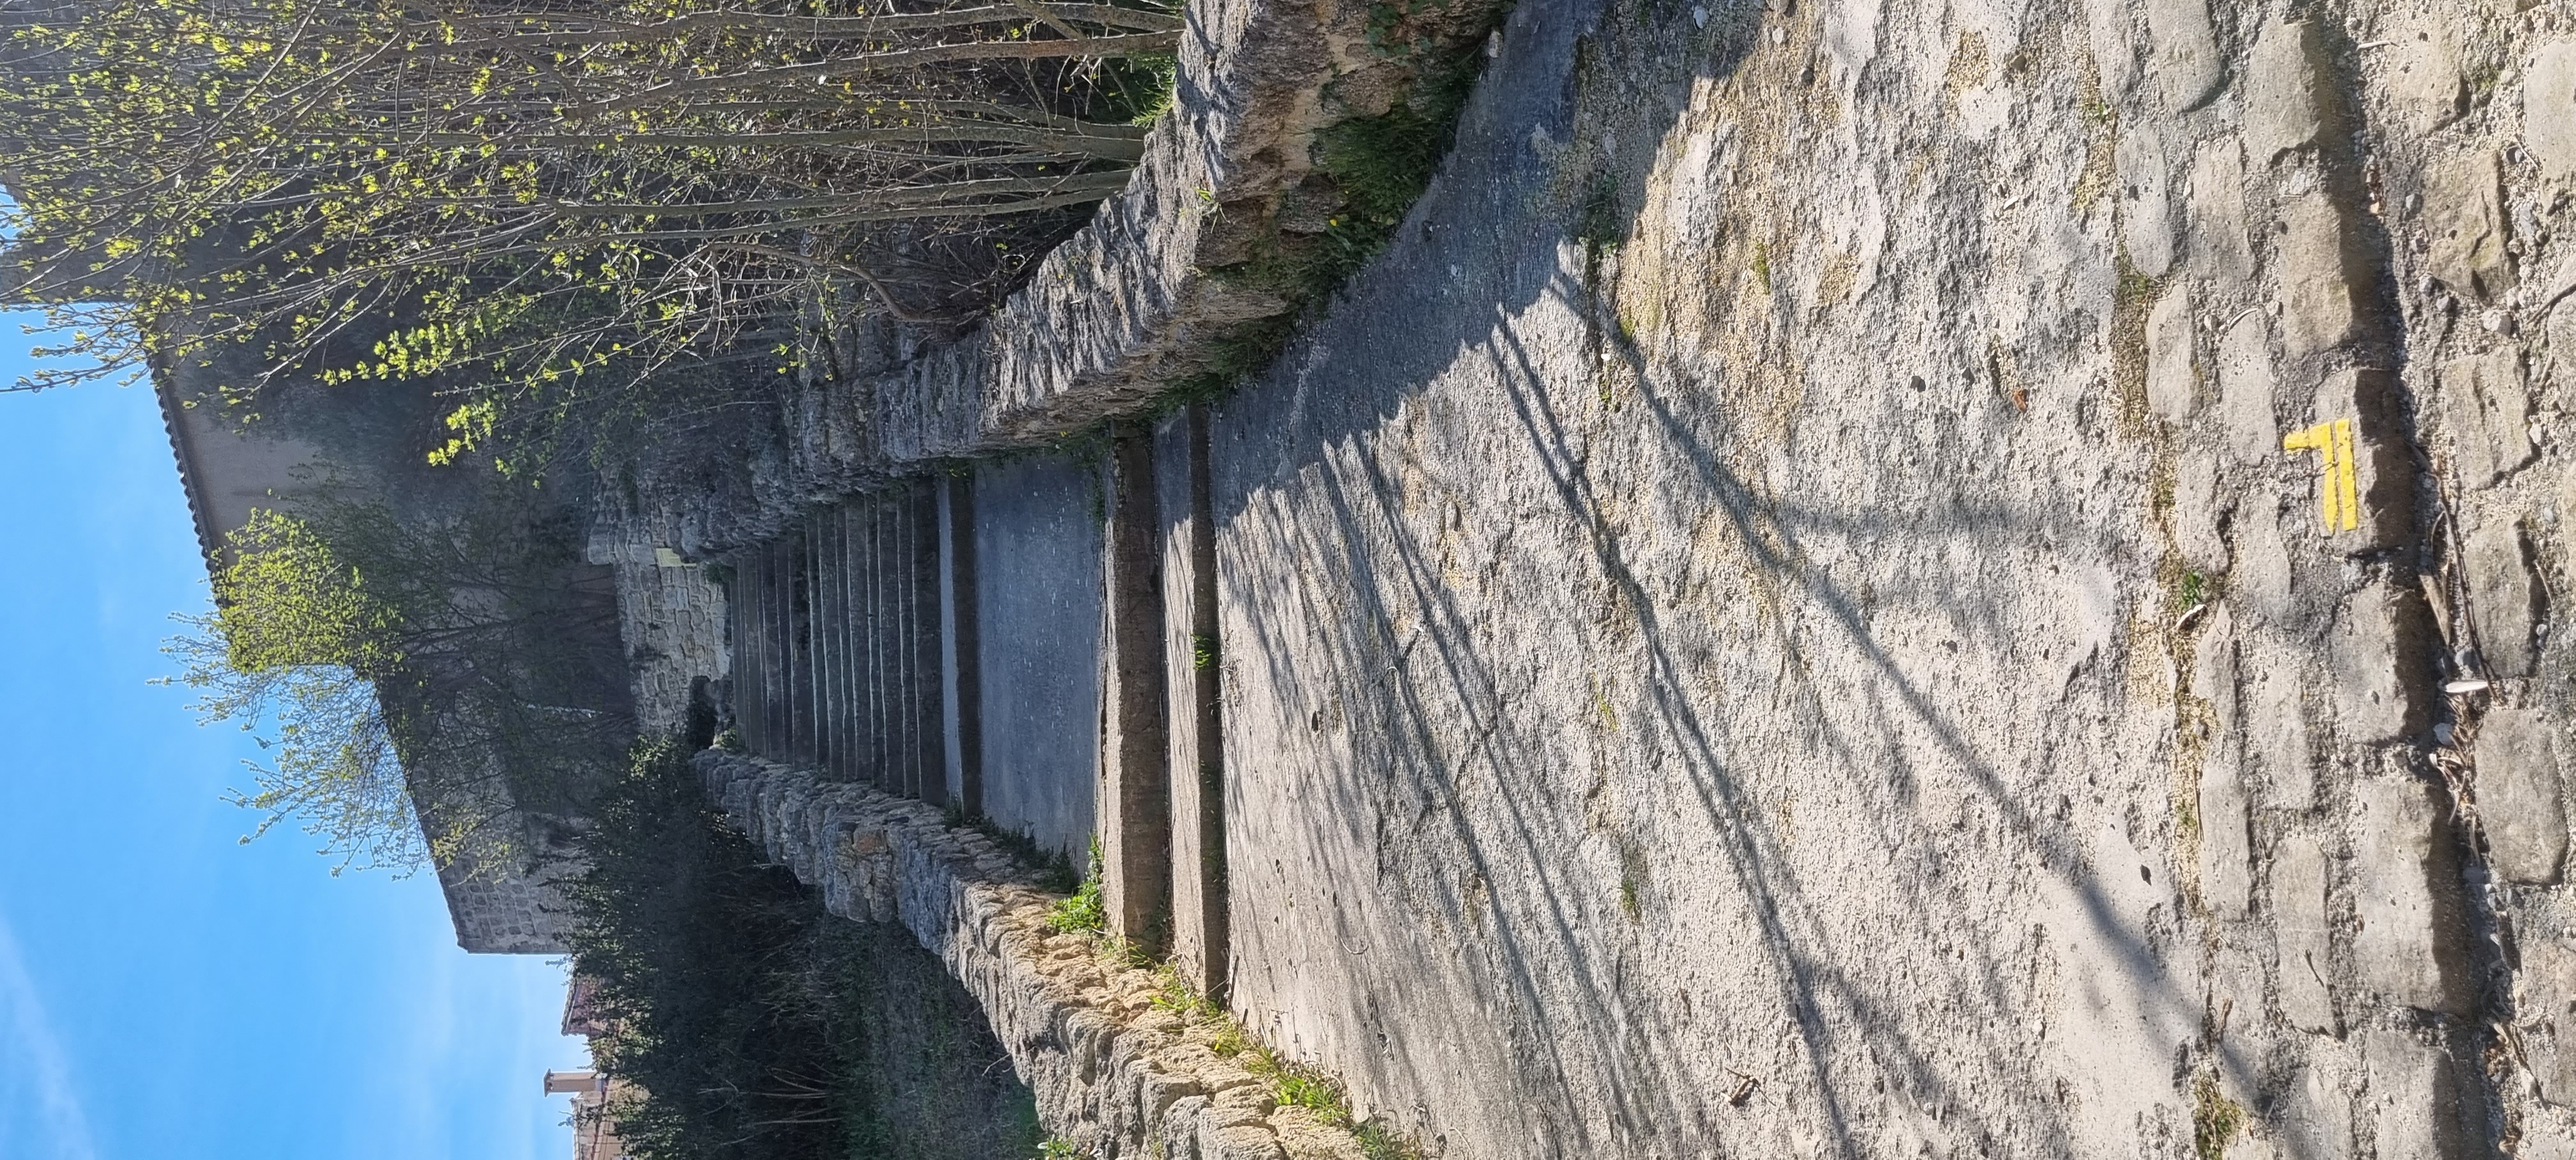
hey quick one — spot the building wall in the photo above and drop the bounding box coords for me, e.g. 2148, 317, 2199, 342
592, 528, 730, 736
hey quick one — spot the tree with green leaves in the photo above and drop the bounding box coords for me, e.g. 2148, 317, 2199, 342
1, 0, 1177, 472
168, 492, 631, 873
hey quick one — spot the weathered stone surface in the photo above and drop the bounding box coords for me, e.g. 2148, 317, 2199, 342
2119, 126, 2179, 277
2148, 280, 2198, 420
2384, 17, 2467, 135
2082, 0, 2138, 105
2189, 136, 2257, 283
2467, 518, 2543, 677
2194, 602, 2241, 731
2523, 941, 2576, 1104
2273, 835, 2336, 1034
691, 751, 1386, 1160
2551, 296, 2576, 379
2216, 313, 2277, 466
2531, 42, 2576, 181
2144, 0, 2221, 111
2354, 777, 2472, 1015
2198, 746, 2252, 918
2251, 654, 2317, 809
2248, 19, 2330, 162
2174, 448, 2231, 575
2363, 1030, 2469, 1160
2238, 492, 2299, 627
2332, 581, 2435, 743
2441, 348, 2534, 490
2278, 195, 2366, 358
2481, 708, 2568, 884
2423, 151, 2513, 303
2314, 368, 2416, 553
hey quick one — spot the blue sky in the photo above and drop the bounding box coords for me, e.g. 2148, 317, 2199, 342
0, 317, 585, 1160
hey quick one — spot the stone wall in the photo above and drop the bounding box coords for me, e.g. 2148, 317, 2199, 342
643, 0, 2576, 1154
651, 0, 1512, 557
974, 454, 1108, 866
1190, 0, 2574, 1156
590, 525, 730, 735
693, 749, 1385, 1160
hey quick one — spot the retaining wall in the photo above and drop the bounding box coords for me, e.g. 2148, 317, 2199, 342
693, 749, 1380, 1160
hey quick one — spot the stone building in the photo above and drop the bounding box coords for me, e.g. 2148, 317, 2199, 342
153, 361, 604, 954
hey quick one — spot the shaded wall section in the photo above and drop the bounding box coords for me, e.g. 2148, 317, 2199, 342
972, 454, 1104, 866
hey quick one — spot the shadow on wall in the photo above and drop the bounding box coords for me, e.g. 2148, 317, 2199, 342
1206, 0, 2202, 1156
976, 451, 1109, 868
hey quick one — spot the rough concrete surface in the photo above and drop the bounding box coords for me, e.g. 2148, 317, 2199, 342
972, 454, 1105, 865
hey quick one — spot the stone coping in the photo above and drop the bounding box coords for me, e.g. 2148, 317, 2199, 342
694, 749, 1383, 1160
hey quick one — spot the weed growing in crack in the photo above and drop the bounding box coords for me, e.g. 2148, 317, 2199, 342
1046, 836, 1109, 935
2190, 1074, 2244, 1160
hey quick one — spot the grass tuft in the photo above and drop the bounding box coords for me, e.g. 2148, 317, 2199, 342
1046, 837, 1109, 935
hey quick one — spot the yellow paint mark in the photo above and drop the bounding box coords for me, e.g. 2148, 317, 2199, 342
2282, 420, 2360, 533
2333, 419, 2358, 532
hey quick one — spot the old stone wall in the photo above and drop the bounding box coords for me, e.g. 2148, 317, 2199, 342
1192, 0, 2574, 1157
656, 0, 2576, 1154
646, 0, 1511, 558
589, 525, 730, 735
693, 749, 1386, 1160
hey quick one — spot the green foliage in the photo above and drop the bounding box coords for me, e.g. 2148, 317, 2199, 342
570, 739, 1043, 1160
1038, 1140, 1085, 1160
1046, 837, 1109, 935
2176, 569, 2207, 613
0, 0, 1179, 478
1239, 1043, 1424, 1158
1575, 172, 1625, 252
167, 489, 629, 873
1192, 633, 1220, 671
2191, 1074, 2244, 1160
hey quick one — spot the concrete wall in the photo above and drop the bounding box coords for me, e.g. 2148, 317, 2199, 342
972, 454, 1104, 867
1198, 1, 2575, 1156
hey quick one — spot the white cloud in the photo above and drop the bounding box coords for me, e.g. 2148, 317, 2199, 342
0, 912, 98, 1160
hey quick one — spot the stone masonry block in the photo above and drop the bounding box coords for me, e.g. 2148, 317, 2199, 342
2440, 348, 2534, 490
2423, 151, 2513, 302
2522, 940, 2576, 1104
2386, 16, 2467, 136
2199, 745, 2253, 919
2273, 834, 2336, 1034
2467, 517, 2544, 677
2553, 296, 2576, 379
2190, 135, 2255, 284
2532, 42, 2576, 181
2119, 126, 2179, 278
2174, 448, 2232, 576
2237, 491, 2298, 627
2148, 280, 2198, 422
2278, 195, 2368, 360
2194, 603, 2242, 733
2251, 653, 2317, 809
2248, 19, 2330, 163
2219, 307, 2278, 465
2478, 708, 2568, 884
2332, 581, 2435, 743
2144, 0, 2221, 112
2312, 368, 2414, 553
2354, 777, 2473, 1015
2363, 1030, 2469, 1160
2283, 1058, 2357, 1157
